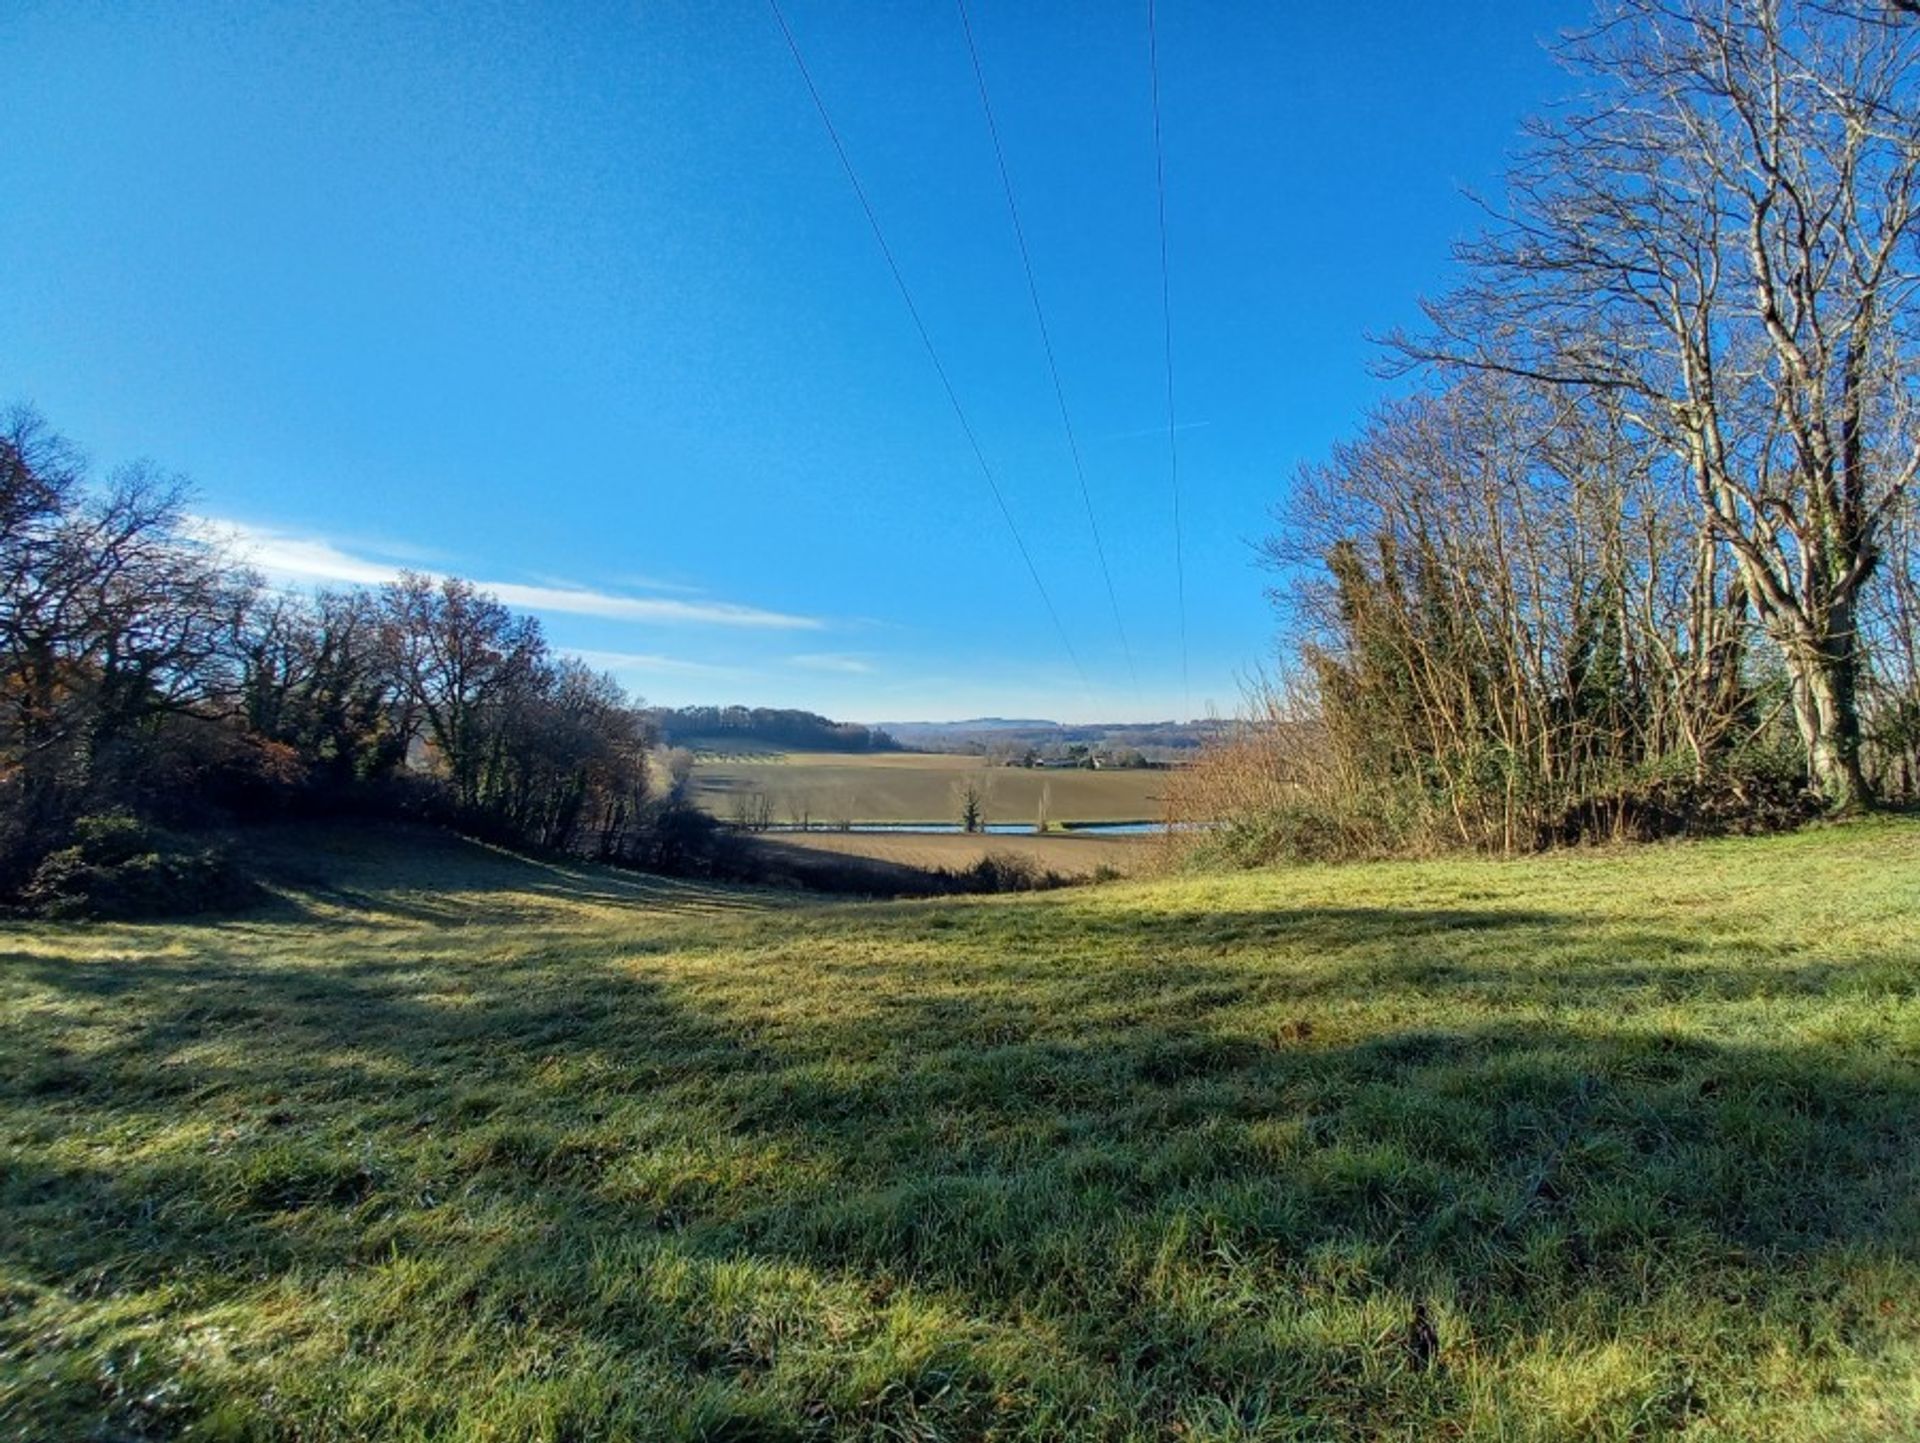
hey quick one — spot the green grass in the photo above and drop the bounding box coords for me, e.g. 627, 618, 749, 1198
4, 820, 1919, 1440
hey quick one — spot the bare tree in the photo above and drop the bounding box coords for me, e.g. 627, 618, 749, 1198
1406, 0, 1920, 808
381, 573, 545, 812
240, 588, 400, 783
728, 789, 774, 833
0, 413, 256, 880
0, 432, 248, 784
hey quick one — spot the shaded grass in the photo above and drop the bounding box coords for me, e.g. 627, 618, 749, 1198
3, 820, 1919, 1439
753, 828, 1153, 876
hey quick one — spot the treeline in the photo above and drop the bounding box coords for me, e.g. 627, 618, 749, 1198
1183, 0, 1920, 858
0, 410, 718, 911
651, 705, 898, 753
887, 718, 1222, 761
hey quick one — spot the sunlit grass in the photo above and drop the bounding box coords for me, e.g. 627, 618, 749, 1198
4, 819, 1918, 1440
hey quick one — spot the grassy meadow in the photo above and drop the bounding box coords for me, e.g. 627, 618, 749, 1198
688, 749, 1171, 827
4, 819, 1920, 1440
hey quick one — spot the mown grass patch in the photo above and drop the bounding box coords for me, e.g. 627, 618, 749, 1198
3, 820, 1918, 1439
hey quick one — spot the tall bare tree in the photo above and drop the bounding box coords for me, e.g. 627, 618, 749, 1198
381, 574, 545, 812
1409, 0, 1920, 807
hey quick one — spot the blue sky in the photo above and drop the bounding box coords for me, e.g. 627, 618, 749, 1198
2, 0, 1588, 723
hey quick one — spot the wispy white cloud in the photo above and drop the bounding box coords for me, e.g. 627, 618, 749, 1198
789, 652, 875, 675
566, 648, 750, 679
198, 517, 824, 630
484, 580, 819, 630
189, 522, 400, 587
525, 569, 705, 597
609, 571, 707, 596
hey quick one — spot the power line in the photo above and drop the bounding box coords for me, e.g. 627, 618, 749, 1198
953, 0, 1139, 697
1146, 0, 1190, 717
766, 0, 1089, 693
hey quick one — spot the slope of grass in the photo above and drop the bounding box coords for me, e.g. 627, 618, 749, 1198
3, 820, 1918, 1440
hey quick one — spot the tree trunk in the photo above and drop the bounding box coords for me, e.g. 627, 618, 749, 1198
1788, 625, 1873, 812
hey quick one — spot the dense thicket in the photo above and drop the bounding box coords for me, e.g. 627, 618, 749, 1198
1196, 0, 1920, 857
0, 410, 717, 908
650, 705, 898, 753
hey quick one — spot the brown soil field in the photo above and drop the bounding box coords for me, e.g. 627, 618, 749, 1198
691, 750, 1172, 826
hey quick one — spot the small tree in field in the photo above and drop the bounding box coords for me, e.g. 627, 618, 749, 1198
956, 780, 986, 833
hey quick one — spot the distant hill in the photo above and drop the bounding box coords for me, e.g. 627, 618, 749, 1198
883, 717, 1059, 733
650, 708, 1225, 761
650, 706, 899, 754
878, 717, 1226, 760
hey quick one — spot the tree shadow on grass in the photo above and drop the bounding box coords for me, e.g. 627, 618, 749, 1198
220, 819, 793, 928
3, 897, 1918, 1439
